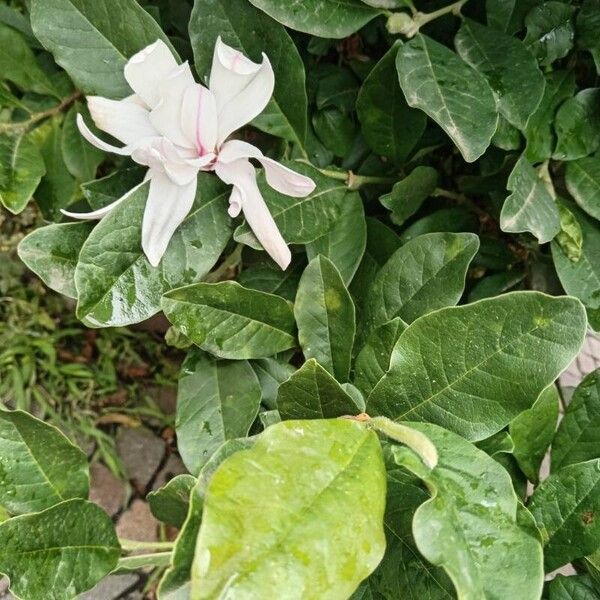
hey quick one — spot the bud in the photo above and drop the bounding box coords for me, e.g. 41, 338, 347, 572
386, 12, 418, 37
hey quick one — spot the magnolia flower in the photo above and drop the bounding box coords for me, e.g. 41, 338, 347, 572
63, 38, 315, 269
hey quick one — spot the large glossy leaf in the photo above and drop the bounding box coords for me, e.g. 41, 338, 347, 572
552, 205, 600, 323
238, 255, 304, 302
305, 192, 366, 285
529, 459, 600, 571
277, 359, 361, 420
396, 34, 498, 163
0, 22, 57, 96
455, 19, 545, 130
176, 349, 261, 475
525, 1, 575, 66
566, 156, 600, 221
549, 575, 600, 600
510, 385, 559, 483
368, 292, 587, 441
353, 318, 407, 399
75, 175, 231, 327
30, 0, 175, 97
147, 474, 196, 529
0, 499, 120, 600
18, 222, 93, 298
81, 166, 145, 210
392, 422, 544, 600
190, 0, 307, 147
191, 419, 386, 599
234, 163, 350, 249
0, 410, 88, 515
525, 70, 576, 163
357, 42, 426, 164
250, 357, 296, 410
0, 130, 45, 214
295, 256, 355, 382
363, 232, 479, 332
162, 281, 296, 359
552, 369, 600, 471
500, 155, 560, 243
246, 0, 382, 38
554, 89, 600, 161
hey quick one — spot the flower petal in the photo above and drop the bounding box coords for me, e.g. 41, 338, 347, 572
209, 37, 275, 145
76, 114, 132, 156
219, 140, 316, 197
149, 63, 196, 148
216, 158, 290, 270
181, 83, 218, 155
124, 40, 179, 108
87, 95, 157, 145
141, 171, 197, 267
61, 180, 147, 220
228, 186, 243, 217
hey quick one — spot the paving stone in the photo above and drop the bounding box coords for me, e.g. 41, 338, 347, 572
116, 499, 159, 543
560, 332, 600, 390
152, 453, 188, 491
147, 384, 177, 416
89, 462, 126, 517
0, 578, 14, 600
116, 427, 165, 490
77, 574, 139, 600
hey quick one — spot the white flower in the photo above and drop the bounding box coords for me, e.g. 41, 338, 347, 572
63, 38, 316, 269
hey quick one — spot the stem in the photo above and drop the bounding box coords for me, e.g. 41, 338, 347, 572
295, 160, 396, 189
203, 243, 243, 283
415, 0, 469, 27
119, 539, 175, 553
433, 187, 490, 221
389, 0, 470, 37
0, 91, 82, 133
116, 552, 172, 571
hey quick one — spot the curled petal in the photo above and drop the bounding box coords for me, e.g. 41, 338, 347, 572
228, 186, 243, 217
181, 84, 218, 156
87, 95, 157, 145
124, 40, 179, 109
209, 37, 275, 145
142, 171, 197, 267
76, 114, 132, 156
61, 180, 147, 220
218, 140, 316, 197
216, 158, 290, 270
149, 63, 197, 149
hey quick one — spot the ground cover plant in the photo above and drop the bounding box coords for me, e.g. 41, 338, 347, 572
1, 0, 600, 598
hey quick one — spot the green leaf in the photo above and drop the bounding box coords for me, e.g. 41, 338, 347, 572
525, 1, 575, 66
0, 409, 88, 515
147, 474, 197, 529
554, 89, 600, 161
245, 0, 382, 38
552, 369, 600, 471
76, 175, 231, 327
0, 130, 45, 214
0, 499, 120, 600
396, 34, 498, 163
566, 155, 600, 221
529, 459, 600, 571
250, 357, 296, 410
0, 22, 57, 96
510, 385, 559, 483
392, 422, 544, 600
548, 575, 600, 600
468, 270, 526, 302
500, 155, 560, 243
525, 70, 576, 163
315, 67, 359, 112
379, 166, 438, 226
552, 205, 600, 321
577, 0, 600, 56
363, 232, 479, 332
175, 350, 261, 475
305, 192, 366, 285
162, 281, 296, 359
17, 221, 93, 299
189, 0, 307, 147
313, 108, 356, 158
486, 0, 542, 34
191, 419, 386, 599
30, 0, 176, 97
277, 359, 361, 420
81, 166, 145, 210
455, 19, 545, 130
556, 200, 584, 263
368, 292, 587, 441
238, 255, 304, 302
399, 207, 478, 244
295, 256, 355, 382
357, 42, 426, 164
61, 103, 104, 181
